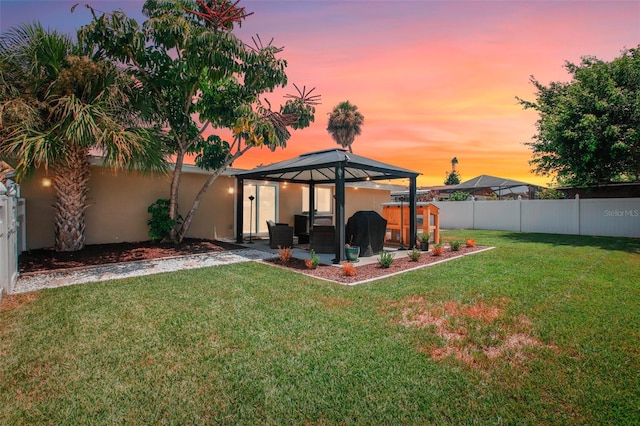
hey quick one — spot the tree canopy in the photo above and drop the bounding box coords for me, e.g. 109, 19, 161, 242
518, 45, 640, 186
444, 171, 461, 185
78, 0, 319, 242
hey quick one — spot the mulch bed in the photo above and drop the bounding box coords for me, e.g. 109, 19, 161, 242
264, 245, 488, 284
18, 238, 244, 273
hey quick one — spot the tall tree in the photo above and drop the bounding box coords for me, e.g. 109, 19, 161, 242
327, 100, 364, 153
79, 0, 318, 243
0, 22, 166, 251
518, 45, 640, 186
444, 157, 460, 185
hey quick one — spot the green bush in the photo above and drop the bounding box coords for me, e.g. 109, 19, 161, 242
536, 188, 565, 199
407, 248, 422, 261
450, 240, 462, 251
378, 251, 395, 268
449, 191, 469, 201
147, 199, 180, 241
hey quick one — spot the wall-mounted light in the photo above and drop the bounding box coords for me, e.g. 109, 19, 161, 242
228, 187, 234, 194
42, 178, 52, 188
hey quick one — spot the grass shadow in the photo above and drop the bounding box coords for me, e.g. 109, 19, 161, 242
499, 231, 640, 254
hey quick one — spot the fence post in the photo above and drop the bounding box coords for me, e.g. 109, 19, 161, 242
576, 194, 581, 235
471, 196, 476, 229
0, 182, 7, 298
0, 180, 20, 297
518, 195, 522, 232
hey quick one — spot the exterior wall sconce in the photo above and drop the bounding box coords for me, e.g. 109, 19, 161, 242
42, 178, 52, 188
228, 187, 234, 194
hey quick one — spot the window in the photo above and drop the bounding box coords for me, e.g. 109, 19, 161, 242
243, 182, 278, 235
302, 186, 333, 213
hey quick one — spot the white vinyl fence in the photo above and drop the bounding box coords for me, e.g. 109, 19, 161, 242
1, 181, 25, 297
433, 197, 640, 238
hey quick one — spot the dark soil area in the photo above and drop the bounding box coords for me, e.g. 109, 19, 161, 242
19, 239, 244, 273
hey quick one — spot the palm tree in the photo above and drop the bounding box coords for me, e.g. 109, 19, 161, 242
444, 157, 461, 185
326, 100, 364, 153
0, 23, 166, 251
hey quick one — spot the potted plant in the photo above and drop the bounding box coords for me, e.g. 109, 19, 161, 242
345, 244, 360, 262
419, 233, 430, 251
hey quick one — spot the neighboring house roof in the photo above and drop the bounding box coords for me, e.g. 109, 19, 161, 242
449, 175, 531, 191
451, 174, 534, 190
233, 148, 420, 184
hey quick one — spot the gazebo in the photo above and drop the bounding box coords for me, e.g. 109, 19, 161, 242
234, 149, 420, 263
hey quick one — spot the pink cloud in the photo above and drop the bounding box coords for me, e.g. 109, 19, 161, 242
4, 0, 637, 187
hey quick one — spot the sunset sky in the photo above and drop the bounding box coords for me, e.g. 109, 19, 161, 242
2, 1, 639, 187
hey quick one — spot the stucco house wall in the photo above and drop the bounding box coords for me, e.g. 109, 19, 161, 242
273, 184, 392, 227
20, 164, 237, 249
20, 164, 395, 250
344, 186, 392, 219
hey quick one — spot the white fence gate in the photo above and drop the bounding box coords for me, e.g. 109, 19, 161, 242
433, 197, 640, 238
1, 181, 24, 297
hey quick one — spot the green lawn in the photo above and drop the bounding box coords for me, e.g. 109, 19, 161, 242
2, 230, 639, 425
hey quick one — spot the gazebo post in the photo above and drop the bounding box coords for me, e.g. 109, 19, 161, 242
333, 165, 346, 263
235, 178, 244, 243
308, 182, 315, 232
409, 176, 417, 249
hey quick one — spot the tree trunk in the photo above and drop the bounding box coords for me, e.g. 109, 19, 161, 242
53, 146, 91, 251
175, 167, 226, 243
174, 147, 249, 243
169, 147, 185, 242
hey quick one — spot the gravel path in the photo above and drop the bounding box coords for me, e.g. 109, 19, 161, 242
12, 249, 273, 294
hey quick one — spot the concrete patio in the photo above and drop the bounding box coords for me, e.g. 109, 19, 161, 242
232, 237, 413, 267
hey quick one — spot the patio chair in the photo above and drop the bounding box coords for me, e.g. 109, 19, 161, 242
310, 225, 335, 253
266, 220, 294, 249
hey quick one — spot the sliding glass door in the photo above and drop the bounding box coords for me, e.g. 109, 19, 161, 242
243, 182, 278, 236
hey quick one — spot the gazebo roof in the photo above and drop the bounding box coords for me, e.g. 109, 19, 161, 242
233, 149, 419, 183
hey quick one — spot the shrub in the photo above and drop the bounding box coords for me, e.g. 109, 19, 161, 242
147, 199, 181, 241
450, 240, 462, 251
378, 251, 395, 268
278, 246, 293, 263
449, 191, 469, 201
466, 238, 476, 248
536, 188, 565, 199
342, 262, 357, 276
305, 249, 319, 269
432, 243, 444, 256
407, 248, 422, 262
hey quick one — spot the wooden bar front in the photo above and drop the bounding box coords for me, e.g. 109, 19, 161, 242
382, 203, 440, 246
